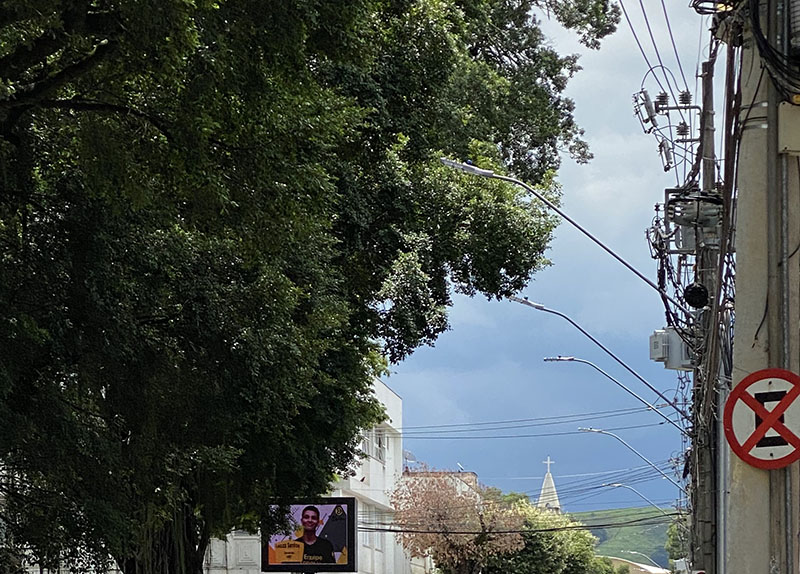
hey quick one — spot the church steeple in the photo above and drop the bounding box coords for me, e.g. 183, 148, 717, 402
536, 456, 561, 513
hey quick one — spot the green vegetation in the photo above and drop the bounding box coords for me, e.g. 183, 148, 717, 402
570, 507, 672, 568
393, 478, 628, 574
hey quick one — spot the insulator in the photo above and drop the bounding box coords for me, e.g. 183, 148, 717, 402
659, 139, 674, 170
679, 90, 693, 105
677, 122, 690, 137
642, 90, 658, 127
656, 92, 670, 108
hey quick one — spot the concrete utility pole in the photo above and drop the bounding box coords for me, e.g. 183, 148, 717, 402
726, 0, 800, 569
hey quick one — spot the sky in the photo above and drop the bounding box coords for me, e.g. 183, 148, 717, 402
387, 2, 716, 515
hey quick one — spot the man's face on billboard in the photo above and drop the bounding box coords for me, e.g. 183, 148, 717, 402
301, 509, 319, 531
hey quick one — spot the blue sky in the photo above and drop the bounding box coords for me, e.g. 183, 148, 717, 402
388, 2, 712, 514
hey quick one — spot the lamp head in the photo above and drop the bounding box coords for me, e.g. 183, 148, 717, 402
508, 296, 545, 310
439, 158, 495, 177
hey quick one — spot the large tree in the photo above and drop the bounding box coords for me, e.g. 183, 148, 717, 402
393, 477, 621, 574
0, 0, 618, 572
484, 504, 611, 574
391, 469, 526, 574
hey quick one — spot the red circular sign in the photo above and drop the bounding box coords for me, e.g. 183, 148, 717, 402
723, 368, 800, 470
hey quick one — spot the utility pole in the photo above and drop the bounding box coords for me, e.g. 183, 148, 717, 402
726, 0, 800, 569
692, 56, 719, 574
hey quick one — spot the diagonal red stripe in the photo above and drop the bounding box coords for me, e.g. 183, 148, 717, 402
740, 384, 800, 453
739, 393, 775, 451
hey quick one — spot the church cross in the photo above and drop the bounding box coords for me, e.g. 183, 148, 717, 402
543, 456, 554, 473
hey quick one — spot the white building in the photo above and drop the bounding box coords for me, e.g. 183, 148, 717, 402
535, 456, 561, 513
205, 378, 415, 574
328, 379, 410, 574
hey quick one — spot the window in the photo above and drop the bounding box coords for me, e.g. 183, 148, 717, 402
374, 430, 386, 462
373, 507, 384, 551
361, 432, 372, 457
361, 428, 387, 463
361, 503, 374, 548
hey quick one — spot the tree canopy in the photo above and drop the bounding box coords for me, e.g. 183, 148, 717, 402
393, 473, 625, 574
483, 503, 634, 574
0, 0, 618, 572
391, 470, 527, 574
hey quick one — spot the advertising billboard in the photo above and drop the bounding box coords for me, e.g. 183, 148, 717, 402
262, 497, 357, 572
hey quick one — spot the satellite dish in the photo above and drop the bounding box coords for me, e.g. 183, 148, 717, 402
403, 450, 417, 463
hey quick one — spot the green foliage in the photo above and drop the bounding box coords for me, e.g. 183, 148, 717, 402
665, 515, 690, 560
0, 0, 618, 572
571, 507, 673, 569
484, 504, 601, 574
587, 557, 630, 574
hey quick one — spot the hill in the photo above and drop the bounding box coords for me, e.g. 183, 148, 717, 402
569, 506, 673, 568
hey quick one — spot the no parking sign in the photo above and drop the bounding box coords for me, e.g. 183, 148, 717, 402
723, 368, 800, 470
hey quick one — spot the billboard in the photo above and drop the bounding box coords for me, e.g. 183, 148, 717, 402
262, 497, 357, 572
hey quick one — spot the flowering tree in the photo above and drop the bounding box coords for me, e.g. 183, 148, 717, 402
391, 469, 525, 574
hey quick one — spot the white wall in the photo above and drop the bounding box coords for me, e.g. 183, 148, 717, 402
330, 378, 411, 574
204, 378, 421, 574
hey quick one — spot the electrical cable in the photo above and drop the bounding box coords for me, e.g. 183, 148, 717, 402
401, 421, 672, 440
399, 411, 680, 437
748, 0, 800, 101
660, 0, 690, 91
619, 0, 667, 94
637, 0, 683, 120
399, 405, 656, 430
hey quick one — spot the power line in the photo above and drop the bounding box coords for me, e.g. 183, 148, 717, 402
401, 421, 673, 440
362, 512, 676, 535
400, 405, 652, 430
660, 0, 690, 91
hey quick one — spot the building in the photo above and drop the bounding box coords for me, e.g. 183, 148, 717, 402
328, 379, 409, 574
205, 378, 413, 574
535, 456, 561, 513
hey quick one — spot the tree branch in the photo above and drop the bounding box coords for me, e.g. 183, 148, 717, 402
36, 98, 175, 143
1, 39, 114, 112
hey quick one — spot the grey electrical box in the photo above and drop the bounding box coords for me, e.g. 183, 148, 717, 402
650, 327, 693, 371
779, 101, 800, 155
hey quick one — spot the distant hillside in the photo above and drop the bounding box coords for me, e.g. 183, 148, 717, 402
569, 506, 672, 568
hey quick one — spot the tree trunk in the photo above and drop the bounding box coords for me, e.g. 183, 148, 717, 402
118, 503, 210, 574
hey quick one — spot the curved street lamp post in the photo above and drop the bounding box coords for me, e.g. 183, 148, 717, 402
579, 427, 687, 496
510, 297, 689, 421
544, 355, 687, 436
439, 158, 691, 315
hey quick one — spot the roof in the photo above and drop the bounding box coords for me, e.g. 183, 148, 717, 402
536, 470, 561, 512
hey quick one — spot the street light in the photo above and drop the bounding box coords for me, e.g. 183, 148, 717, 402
544, 355, 688, 436
602, 482, 690, 537
621, 550, 662, 568
601, 482, 674, 519
510, 297, 689, 421
439, 158, 691, 315
578, 427, 687, 496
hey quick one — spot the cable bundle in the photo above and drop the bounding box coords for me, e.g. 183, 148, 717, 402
749, 0, 800, 101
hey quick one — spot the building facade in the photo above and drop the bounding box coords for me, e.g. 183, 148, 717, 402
204, 378, 416, 574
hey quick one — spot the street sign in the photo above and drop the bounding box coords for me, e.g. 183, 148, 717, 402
723, 368, 800, 470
